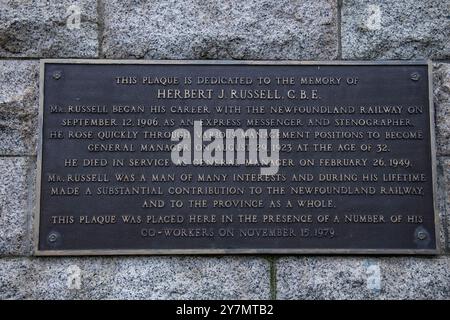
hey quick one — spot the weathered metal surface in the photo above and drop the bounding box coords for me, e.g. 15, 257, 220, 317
35, 60, 438, 255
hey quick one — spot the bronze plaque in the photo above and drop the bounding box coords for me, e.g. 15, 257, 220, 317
35, 60, 439, 255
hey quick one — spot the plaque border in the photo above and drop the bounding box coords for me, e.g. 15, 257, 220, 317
34, 59, 440, 256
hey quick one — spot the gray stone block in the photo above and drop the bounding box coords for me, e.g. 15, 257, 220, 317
440, 158, 450, 251
102, 0, 338, 60
276, 256, 450, 299
27, 257, 116, 300
0, 0, 98, 58
342, 0, 450, 59
0, 257, 270, 299
0, 60, 39, 156
436, 158, 450, 253
434, 63, 450, 156
110, 257, 270, 299
0, 258, 30, 299
0, 157, 33, 256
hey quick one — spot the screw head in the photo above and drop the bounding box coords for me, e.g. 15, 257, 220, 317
411, 72, 420, 81
417, 231, 427, 240
48, 232, 59, 243
52, 71, 62, 80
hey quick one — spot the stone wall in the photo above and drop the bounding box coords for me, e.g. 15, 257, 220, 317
0, 0, 449, 299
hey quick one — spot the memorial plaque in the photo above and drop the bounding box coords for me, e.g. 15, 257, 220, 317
35, 60, 439, 255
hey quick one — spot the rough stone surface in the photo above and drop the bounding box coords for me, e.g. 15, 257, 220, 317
342, 0, 450, 59
440, 158, 450, 251
27, 257, 116, 300
110, 257, 270, 299
0, 0, 98, 58
0, 257, 270, 299
0, 258, 30, 299
102, 0, 338, 60
436, 158, 450, 253
434, 63, 450, 156
277, 257, 450, 299
0, 60, 39, 155
0, 157, 33, 256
